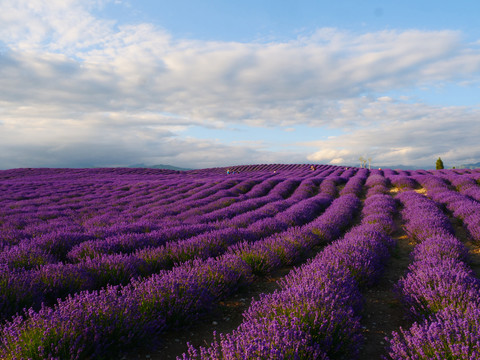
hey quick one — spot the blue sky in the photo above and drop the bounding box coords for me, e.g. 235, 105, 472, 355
1, 0, 480, 169
96, 1, 480, 43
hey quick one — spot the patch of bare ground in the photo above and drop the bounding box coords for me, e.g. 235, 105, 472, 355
358, 233, 414, 359
357, 204, 415, 359
389, 186, 426, 195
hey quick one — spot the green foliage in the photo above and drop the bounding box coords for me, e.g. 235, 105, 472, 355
436, 157, 444, 170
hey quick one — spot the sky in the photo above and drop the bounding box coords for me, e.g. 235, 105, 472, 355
1, 0, 480, 170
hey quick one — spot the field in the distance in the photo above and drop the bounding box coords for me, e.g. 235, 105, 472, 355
1, 164, 480, 359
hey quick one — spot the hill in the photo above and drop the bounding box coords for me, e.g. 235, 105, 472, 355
459, 161, 480, 169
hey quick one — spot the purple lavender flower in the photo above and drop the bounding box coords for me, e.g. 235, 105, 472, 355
386, 303, 480, 359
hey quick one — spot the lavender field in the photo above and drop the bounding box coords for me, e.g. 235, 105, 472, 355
1, 164, 480, 359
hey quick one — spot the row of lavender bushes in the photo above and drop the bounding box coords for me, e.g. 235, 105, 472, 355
414, 174, 480, 243
386, 190, 480, 359
0, 176, 244, 249
181, 172, 399, 359
0, 174, 345, 320
0, 171, 365, 358
1, 167, 333, 251
0, 172, 337, 258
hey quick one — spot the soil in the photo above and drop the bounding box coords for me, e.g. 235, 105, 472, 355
357, 187, 415, 359
388, 187, 426, 195
357, 231, 414, 359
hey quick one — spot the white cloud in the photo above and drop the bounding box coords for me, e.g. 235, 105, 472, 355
305, 99, 480, 167
377, 96, 393, 102
307, 148, 352, 164
330, 158, 346, 165
1, 0, 480, 168
0, 0, 114, 53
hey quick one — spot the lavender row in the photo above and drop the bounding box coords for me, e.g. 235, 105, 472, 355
224, 178, 339, 229
0, 189, 335, 320
182, 187, 397, 359
68, 178, 331, 261
386, 175, 419, 191
0, 254, 253, 360
0, 176, 302, 256
229, 193, 361, 275
0, 176, 289, 259
62, 179, 285, 261
338, 168, 368, 196
415, 174, 480, 243
174, 178, 320, 225
131, 178, 257, 223
386, 190, 480, 359
435, 170, 480, 201
0, 179, 207, 248
364, 172, 392, 196
0, 175, 259, 247
0, 177, 286, 262
0, 183, 364, 358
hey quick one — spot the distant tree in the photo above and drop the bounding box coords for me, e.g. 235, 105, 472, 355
359, 157, 365, 168
436, 157, 444, 170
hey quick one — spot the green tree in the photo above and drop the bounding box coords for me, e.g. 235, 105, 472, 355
436, 157, 444, 170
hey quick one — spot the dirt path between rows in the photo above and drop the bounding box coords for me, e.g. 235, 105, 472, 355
357, 226, 414, 359
357, 187, 416, 360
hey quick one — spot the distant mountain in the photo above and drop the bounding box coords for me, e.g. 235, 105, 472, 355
370, 164, 434, 170
459, 162, 480, 169
128, 163, 193, 171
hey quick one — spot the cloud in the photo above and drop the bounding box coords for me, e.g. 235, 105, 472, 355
0, 129, 303, 170
1, 0, 480, 168
306, 99, 480, 167
377, 96, 393, 102
308, 148, 352, 162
